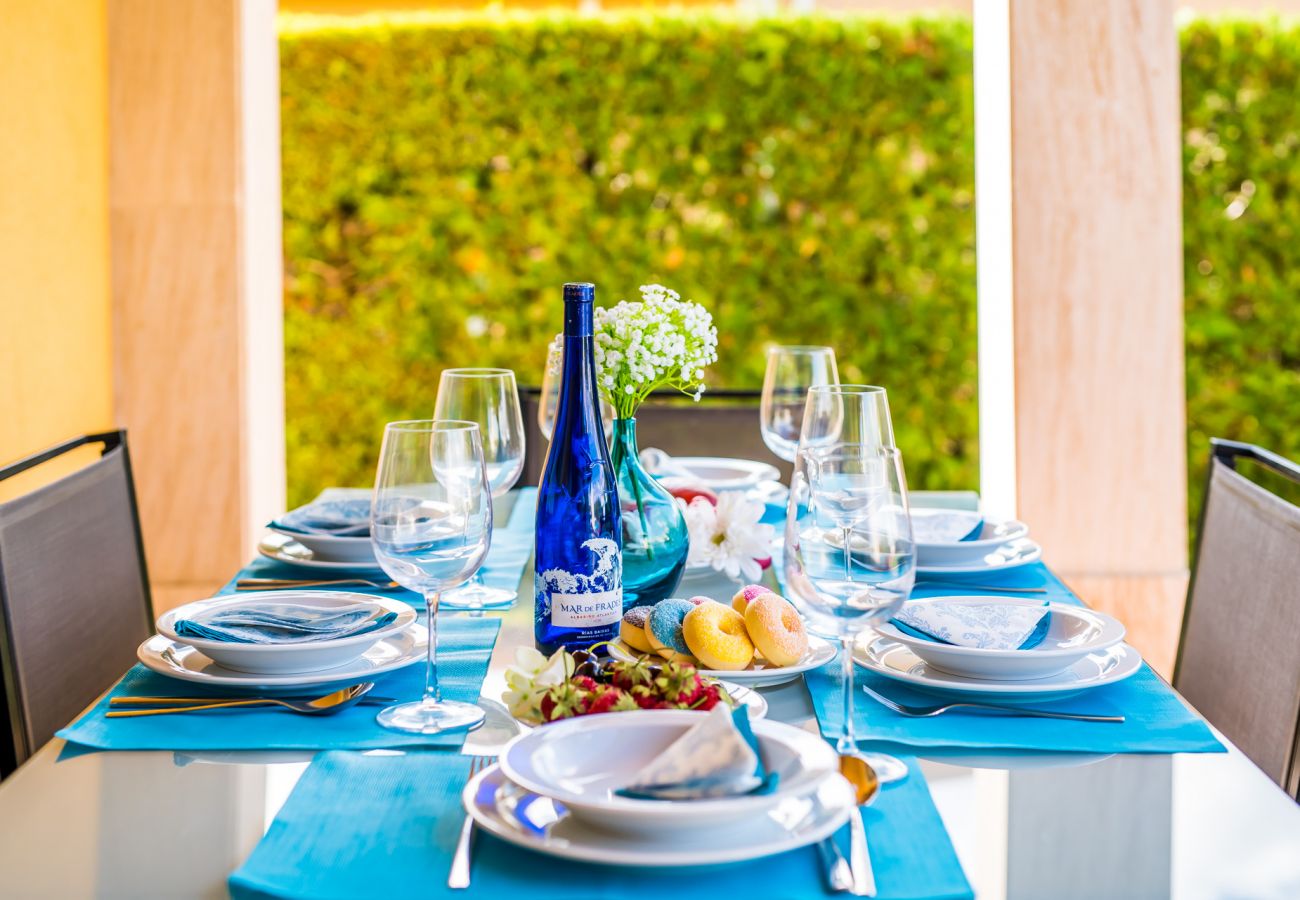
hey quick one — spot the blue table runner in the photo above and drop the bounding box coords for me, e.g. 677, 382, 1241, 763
804, 563, 1224, 755
56, 616, 501, 753
229, 751, 972, 900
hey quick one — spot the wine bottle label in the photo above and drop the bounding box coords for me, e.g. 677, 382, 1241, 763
539, 537, 622, 628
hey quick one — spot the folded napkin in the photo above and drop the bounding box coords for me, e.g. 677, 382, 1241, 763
910, 509, 984, 543
271, 498, 371, 537
892, 599, 1050, 651
173, 602, 397, 644
615, 705, 778, 800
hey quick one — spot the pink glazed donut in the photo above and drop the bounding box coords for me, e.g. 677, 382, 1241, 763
730, 583, 775, 615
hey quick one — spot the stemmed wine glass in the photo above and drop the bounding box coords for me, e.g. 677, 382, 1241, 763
370, 419, 493, 735
784, 443, 915, 784
760, 346, 839, 462
434, 368, 525, 609
539, 344, 614, 442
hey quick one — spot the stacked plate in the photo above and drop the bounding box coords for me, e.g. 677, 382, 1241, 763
861, 597, 1141, 702
464, 711, 855, 866
259, 531, 381, 571
139, 591, 423, 693
912, 508, 1042, 578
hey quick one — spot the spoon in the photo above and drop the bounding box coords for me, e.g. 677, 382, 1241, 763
105, 682, 375, 717
839, 754, 881, 897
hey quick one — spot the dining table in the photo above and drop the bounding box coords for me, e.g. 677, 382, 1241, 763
2, 489, 1299, 900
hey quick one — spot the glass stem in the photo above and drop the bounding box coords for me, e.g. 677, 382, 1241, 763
842, 526, 853, 580
423, 591, 441, 704
838, 635, 856, 754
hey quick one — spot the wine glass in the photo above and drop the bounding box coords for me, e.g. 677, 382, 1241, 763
799, 383, 894, 453
760, 345, 839, 462
434, 368, 525, 609
539, 343, 615, 442
370, 419, 492, 735
784, 443, 915, 784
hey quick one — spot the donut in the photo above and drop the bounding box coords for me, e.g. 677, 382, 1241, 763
682, 601, 755, 671
731, 583, 775, 615
687, 596, 710, 606
743, 593, 808, 667
644, 599, 696, 660
620, 607, 655, 654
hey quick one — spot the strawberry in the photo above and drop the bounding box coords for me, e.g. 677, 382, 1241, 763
655, 662, 705, 708
607, 657, 657, 692
539, 682, 589, 722
691, 682, 723, 711
585, 685, 638, 716
571, 675, 600, 693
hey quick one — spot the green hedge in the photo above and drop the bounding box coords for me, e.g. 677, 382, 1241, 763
282, 14, 1300, 532
280, 14, 976, 504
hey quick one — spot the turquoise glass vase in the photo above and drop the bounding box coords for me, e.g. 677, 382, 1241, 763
608, 418, 689, 608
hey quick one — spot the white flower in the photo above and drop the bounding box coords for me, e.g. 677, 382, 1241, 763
681, 493, 774, 582
502, 646, 574, 724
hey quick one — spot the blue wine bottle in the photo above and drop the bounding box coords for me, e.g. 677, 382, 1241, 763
534, 283, 623, 655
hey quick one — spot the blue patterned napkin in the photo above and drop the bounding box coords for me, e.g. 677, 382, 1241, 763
891, 599, 1050, 650
616, 705, 776, 799
272, 497, 371, 536
55, 616, 500, 754
229, 751, 972, 900
174, 602, 398, 644
910, 509, 984, 543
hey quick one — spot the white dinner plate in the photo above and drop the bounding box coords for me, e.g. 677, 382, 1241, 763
854, 635, 1142, 702
136, 624, 425, 692
607, 634, 836, 688
671, 457, 781, 491
257, 531, 387, 573
156, 592, 417, 675
915, 515, 1031, 567
465, 762, 853, 867
267, 527, 376, 564
916, 537, 1043, 576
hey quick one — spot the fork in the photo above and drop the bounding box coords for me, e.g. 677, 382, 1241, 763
448, 755, 491, 889
862, 684, 1125, 723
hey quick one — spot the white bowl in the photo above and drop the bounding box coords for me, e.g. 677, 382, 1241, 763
873, 597, 1126, 681
914, 514, 1030, 566
498, 710, 838, 834
671, 457, 781, 491
157, 591, 417, 674
267, 527, 376, 564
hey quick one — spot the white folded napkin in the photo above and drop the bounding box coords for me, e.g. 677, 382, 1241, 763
615, 706, 775, 800
892, 599, 1050, 650
910, 508, 985, 543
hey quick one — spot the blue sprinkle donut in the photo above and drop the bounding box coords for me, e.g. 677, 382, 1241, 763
644, 598, 695, 656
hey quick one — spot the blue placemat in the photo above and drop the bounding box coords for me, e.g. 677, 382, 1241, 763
804, 564, 1224, 755
233, 487, 537, 604
56, 617, 500, 754
229, 751, 971, 900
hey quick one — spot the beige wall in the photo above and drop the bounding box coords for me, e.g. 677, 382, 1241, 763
0, 0, 115, 497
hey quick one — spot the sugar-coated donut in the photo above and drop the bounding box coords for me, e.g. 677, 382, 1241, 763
743, 593, 808, 667
731, 583, 775, 615
620, 606, 655, 654
644, 598, 695, 659
683, 601, 754, 671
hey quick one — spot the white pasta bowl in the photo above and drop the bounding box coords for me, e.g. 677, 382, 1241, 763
873, 598, 1126, 681
498, 710, 838, 834
914, 512, 1030, 567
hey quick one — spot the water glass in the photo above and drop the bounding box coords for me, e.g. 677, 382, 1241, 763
371, 419, 492, 735
539, 344, 614, 442
760, 345, 839, 462
799, 384, 894, 453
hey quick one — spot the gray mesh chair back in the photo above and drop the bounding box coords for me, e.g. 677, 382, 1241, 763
0, 431, 152, 774
520, 388, 789, 486
1175, 440, 1300, 799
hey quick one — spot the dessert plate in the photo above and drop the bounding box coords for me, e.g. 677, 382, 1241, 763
607, 634, 836, 688
915, 516, 1030, 567
497, 711, 842, 835
874, 598, 1126, 681
854, 635, 1142, 702
136, 624, 425, 692
257, 532, 387, 573
671, 457, 781, 491
465, 762, 853, 867
916, 537, 1043, 577
156, 592, 418, 675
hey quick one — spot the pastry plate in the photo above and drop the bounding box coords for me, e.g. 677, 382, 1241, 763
466, 762, 853, 866
136, 624, 426, 692
607, 634, 836, 688
854, 634, 1142, 702
257, 531, 387, 573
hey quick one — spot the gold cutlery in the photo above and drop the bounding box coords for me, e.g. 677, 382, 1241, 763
838, 755, 880, 897
109, 692, 395, 708
862, 684, 1125, 723
235, 578, 400, 591
105, 682, 375, 717
448, 755, 492, 889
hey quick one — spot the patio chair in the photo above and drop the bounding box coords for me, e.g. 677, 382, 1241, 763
520, 388, 789, 485
1174, 439, 1300, 800
0, 431, 152, 775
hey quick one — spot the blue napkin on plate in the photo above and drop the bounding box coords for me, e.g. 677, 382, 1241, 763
891, 599, 1051, 650
615, 705, 778, 799
271, 498, 371, 537
173, 602, 397, 644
